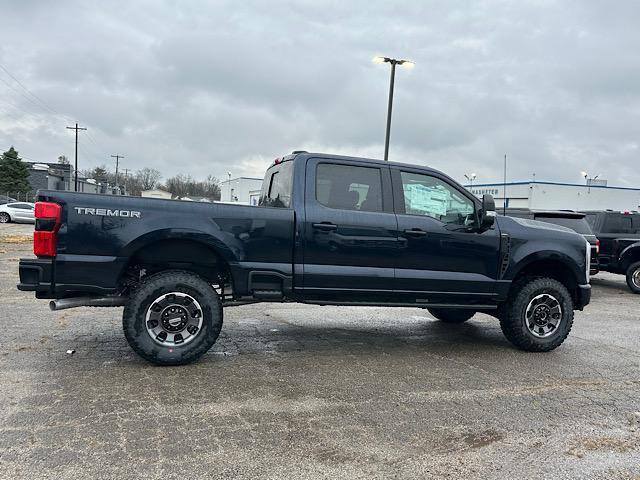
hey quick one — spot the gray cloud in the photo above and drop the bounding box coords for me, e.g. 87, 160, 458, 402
0, 0, 639, 187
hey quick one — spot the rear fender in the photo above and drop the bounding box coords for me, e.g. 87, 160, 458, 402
120, 228, 241, 263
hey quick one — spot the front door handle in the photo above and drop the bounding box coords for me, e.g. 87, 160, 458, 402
313, 222, 338, 231
403, 228, 427, 237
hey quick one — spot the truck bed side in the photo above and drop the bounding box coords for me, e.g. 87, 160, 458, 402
19, 190, 295, 299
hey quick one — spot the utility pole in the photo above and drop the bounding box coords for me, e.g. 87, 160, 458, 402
66, 123, 87, 191
123, 168, 129, 195
111, 155, 124, 193
503, 154, 507, 215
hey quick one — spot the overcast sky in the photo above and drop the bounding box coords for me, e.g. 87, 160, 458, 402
0, 0, 639, 186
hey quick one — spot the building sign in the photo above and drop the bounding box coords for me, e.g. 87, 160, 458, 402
470, 188, 499, 196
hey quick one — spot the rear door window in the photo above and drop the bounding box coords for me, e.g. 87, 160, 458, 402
603, 214, 633, 234
316, 164, 383, 212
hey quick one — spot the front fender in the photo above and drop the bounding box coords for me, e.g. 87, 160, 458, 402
506, 240, 585, 284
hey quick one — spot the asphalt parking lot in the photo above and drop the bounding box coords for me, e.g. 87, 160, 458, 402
0, 222, 638, 479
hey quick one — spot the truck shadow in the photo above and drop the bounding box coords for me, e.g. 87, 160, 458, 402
211, 316, 511, 358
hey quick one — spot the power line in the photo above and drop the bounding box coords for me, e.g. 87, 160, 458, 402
0, 65, 107, 161
0, 63, 60, 116
0, 76, 51, 119
0, 65, 122, 175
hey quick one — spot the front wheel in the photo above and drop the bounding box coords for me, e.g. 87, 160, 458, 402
427, 308, 475, 323
123, 270, 223, 365
0, 212, 10, 223
626, 261, 640, 294
499, 277, 574, 352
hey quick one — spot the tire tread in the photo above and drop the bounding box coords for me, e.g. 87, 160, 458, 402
499, 276, 574, 352
123, 270, 222, 366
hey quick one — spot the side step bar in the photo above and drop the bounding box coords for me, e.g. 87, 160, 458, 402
49, 296, 127, 311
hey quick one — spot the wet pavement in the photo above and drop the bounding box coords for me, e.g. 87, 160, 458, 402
0, 225, 638, 479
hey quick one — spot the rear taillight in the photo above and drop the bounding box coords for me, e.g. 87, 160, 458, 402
595, 239, 600, 255
34, 202, 62, 257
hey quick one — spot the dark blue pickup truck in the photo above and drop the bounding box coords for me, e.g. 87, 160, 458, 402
18, 152, 591, 365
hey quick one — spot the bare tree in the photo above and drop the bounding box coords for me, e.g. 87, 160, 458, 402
164, 174, 221, 200
136, 168, 162, 191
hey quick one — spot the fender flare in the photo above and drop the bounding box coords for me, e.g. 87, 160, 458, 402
507, 250, 582, 285
619, 241, 640, 268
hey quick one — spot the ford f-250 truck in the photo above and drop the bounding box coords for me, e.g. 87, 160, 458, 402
18, 152, 591, 365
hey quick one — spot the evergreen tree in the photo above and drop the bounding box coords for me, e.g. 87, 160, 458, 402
0, 147, 31, 196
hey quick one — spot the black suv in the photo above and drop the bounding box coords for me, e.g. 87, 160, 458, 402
503, 209, 599, 275
582, 210, 640, 293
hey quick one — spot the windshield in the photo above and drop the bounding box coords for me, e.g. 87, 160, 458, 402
535, 215, 593, 235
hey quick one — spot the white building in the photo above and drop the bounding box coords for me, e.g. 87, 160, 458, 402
219, 177, 263, 205
467, 181, 640, 211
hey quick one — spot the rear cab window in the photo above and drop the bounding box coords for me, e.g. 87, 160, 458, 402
584, 213, 598, 230
259, 161, 294, 208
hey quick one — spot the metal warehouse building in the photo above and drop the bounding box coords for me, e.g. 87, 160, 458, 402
467, 181, 640, 211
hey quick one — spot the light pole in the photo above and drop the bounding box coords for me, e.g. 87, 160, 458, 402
372, 56, 415, 161
227, 171, 232, 201
581, 171, 599, 193
464, 173, 477, 190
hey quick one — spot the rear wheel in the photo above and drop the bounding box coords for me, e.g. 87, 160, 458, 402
626, 261, 640, 294
427, 308, 475, 323
123, 270, 223, 365
0, 212, 10, 223
499, 277, 573, 352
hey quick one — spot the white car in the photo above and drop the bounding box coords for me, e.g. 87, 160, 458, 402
0, 202, 35, 223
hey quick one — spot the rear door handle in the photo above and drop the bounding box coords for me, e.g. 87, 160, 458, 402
403, 228, 427, 237
313, 222, 338, 231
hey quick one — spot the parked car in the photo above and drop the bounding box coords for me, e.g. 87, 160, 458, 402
0, 195, 17, 205
0, 202, 35, 223
503, 208, 599, 275
18, 152, 591, 365
582, 210, 640, 293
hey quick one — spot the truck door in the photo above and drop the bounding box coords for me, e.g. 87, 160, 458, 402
391, 167, 501, 305
301, 157, 397, 299
598, 213, 635, 268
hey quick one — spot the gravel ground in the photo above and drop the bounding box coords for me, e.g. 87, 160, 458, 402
0, 223, 638, 479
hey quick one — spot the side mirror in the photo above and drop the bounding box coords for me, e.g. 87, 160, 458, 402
479, 194, 496, 231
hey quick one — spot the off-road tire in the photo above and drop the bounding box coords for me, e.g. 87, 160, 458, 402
499, 277, 574, 352
0, 212, 10, 223
428, 308, 475, 323
123, 270, 223, 366
626, 261, 640, 294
